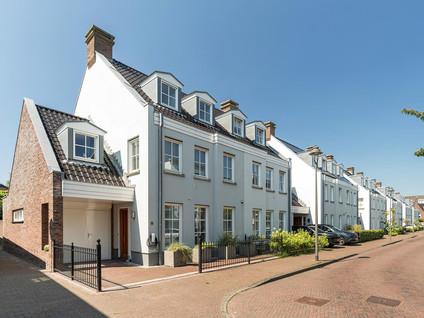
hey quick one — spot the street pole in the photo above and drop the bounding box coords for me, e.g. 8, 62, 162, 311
315, 161, 319, 261
389, 192, 392, 243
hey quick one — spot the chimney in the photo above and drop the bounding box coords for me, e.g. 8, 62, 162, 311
371, 179, 376, 182
220, 100, 239, 112
306, 145, 316, 152
376, 182, 382, 188
264, 121, 276, 141
346, 167, 355, 175
85, 25, 115, 69
357, 172, 363, 176
326, 155, 334, 161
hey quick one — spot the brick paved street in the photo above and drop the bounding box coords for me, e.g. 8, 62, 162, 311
228, 234, 424, 318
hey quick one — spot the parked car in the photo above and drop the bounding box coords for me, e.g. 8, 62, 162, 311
313, 224, 359, 245
292, 225, 340, 247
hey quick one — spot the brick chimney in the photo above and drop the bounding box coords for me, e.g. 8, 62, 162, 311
376, 182, 382, 188
220, 100, 239, 112
306, 146, 316, 152
85, 25, 115, 69
326, 155, 334, 161
264, 121, 276, 141
346, 167, 355, 175
357, 172, 363, 176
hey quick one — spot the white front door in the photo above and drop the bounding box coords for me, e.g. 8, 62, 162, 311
87, 210, 111, 260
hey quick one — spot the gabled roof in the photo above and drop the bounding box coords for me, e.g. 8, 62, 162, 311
276, 137, 305, 154
36, 105, 126, 187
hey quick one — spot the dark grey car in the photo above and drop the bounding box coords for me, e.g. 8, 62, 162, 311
316, 224, 359, 245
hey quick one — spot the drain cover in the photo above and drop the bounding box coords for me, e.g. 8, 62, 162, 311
366, 296, 401, 307
296, 296, 330, 307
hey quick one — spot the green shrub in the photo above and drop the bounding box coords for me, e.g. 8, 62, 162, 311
270, 229, 328, 256
353, 229, 384, 242
167, 242, 192, 262
193, 242, 217, 249
217, 233, 238, 246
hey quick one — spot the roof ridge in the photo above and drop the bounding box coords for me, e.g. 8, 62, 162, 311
276, 136, 305, 152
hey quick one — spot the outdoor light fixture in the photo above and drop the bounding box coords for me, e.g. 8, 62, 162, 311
309, 146, 323, 262
132, 210, 136, 220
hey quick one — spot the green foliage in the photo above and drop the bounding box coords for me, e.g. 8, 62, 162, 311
404, 219, 411, 227
167, 242, 192, 262
0, 189, 8, 220
401, 108, 424, 156
217, 233, 238, 246
193, 242, 217, 249
353, 229, 384, 242
418, 218, 424, 222
270, 229, 328, 257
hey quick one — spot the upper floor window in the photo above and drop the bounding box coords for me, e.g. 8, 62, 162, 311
338, 187, 342, 203
266, 168, 273, 190
339, 166, 343, 177
233, 117, 243, 136
128, 137, 139, 172
252, 163, 260, 186
347, 190, 350, 205
321, 159, 327, 171
332, 164, 336, 175
75, 132, 96, 161
164, 138, 181, 172
199, 101, 211, 123
194, 147, 207, 177
279, 171, 286, 192
13, 208, 24, 223
161, 82, 177, 108
223, 154, 234, 181
330, 186, 335, 202
255, 128, 264, 144
324, 184, 328, 201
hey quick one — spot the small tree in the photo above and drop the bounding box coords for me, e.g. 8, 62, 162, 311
384, 208, 397, 233
404, 218, 411, 227
401, 108, 424, 156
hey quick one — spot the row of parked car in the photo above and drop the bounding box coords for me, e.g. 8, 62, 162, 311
292, 224, 359, 247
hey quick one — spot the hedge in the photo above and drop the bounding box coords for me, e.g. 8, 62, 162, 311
353, 229, 384, 242
270, 229, 329, 256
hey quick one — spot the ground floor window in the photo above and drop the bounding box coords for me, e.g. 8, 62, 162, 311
252, 209, 260, 236
339, 215, 343, 229
165, 204, 180, 248
12, 208, 24, 223
194, 206, 207, 244
279, 211, 285, 231
223, 207, 233, 235
324, 214, 328, 224
330, 214, 334, 226
266, 211, 273, 238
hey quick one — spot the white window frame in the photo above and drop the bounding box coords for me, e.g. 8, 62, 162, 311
321, 159, 327, 171
279, 211, 285, 231
223, 153, 234, 181
128, 137, 139, 172
74, 131, 98, 162
324, 184, 328, 201
12, 209, 24, 223
332, 164, 336, 175
164, 203, 181, 248
233, 117, 243, 136
330, 214, 334, 225
194, 205, 208, 244
164, 138, 182, 173
252, 162, 260, 186
279, 171, 286, 192
338, 187, 342, 203
161, 81, 177, 109
199, 100, 212, 123
255, 128, 264, 144
252, 209, 260, 235
347, 190, 350, 205
223, 207, 234, 235
194, 147, 207, 178
266, 210, 273, 238
330, 186, 335, 202
265, 168, 273, 190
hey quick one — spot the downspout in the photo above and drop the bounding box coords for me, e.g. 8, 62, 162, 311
287, 158, 292, 231
321, 172, 324, 224
158, 112, 163, 265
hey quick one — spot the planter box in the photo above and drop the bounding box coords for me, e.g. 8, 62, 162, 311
218, 246, 236, 259
164, 250, 186, 267
239, 243, 256, 257
192, 248, 212, 263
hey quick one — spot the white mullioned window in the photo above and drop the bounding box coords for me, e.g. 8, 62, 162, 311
330, 186, 335, 202
266, 211, 273, 238
233, 117, 243, 136
223, 207, 233, 235
128, 137, 139, 172
194, 206, 207, 244
252, 209, 260, 235
75, 132, 97, 161
279, 171, 286, 192
266, 168, 273, 190
161, 82, 177, 108
279, 211, 285, 230
223, 154, 234, 181
339, 188, 342, 203
252, 163, 260, 186
324, 184, 328, 201
164, 204, 180, 248
347, 190, 350, 205
332, 164, 336, 174
13, 209, 24, 223
164, 138, 181, 172
194, 147, 207, 177
199, 101, 211, 123
255, 128, 264, 144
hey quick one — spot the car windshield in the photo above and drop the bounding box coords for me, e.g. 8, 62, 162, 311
309, 226, 325, 234
326, 225, 342, 232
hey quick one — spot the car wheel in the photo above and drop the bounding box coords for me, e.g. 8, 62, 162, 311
339, 238, 345, 245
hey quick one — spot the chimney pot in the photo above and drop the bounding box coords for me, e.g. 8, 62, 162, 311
326, 155, 334, 160
306, 146, 316, 152
376, 182, 382, 188
264, 121, 276, 141
85, 25, 115, 68
357, 171, 363, 176
220, 99, 239, 112
346, 167, 355, 175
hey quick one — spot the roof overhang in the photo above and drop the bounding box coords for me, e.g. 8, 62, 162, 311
62, 180, 134, 202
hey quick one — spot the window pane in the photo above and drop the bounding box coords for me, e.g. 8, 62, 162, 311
87, 136, 95, 148
173, 143, 179, 156
75, 134, 85, 146
162, 83, 168, 94
169, 86, 176, 97
165, 141, 171, 155
194, 149, 199, 162
75, 146, 85, 157
87, 148, 95, 159
162, 93, 168, 105
169, 97, 176, 107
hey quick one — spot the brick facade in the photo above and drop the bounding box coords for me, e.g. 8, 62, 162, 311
3, 102, 63, 269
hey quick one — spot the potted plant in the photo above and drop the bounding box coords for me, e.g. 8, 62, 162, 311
164, 242, 192, 267
217, 233, 238, 260
240, 235, 257, 257
192, 242, 215, 263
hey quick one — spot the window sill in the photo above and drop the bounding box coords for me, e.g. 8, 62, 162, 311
164, 170, 185, 177
223, 179, 237, 185
252, 185, 263, 190
279, 191, 288, 195
325, 200, 329, 202
330, 200, 335, 203
12, 221, 24, 224
266, 189, 275, 193
339, 202, 343, 204
126, 170, 140, 177
194, 175, 211, 182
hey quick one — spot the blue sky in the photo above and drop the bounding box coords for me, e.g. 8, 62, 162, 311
0, 1, 423, 194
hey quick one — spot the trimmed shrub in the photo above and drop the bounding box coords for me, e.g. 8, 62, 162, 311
167, 242, 192, 262
353, 229, 384, 243
270, 229, 328, 256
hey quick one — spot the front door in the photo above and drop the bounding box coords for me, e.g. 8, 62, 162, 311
294, 216, 302, 226
120, 209, 129, 259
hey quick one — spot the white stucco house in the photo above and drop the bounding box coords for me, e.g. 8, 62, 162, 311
265, 124, 358, 230
376, 183, 403, 227
73, 26, 291, 266
344, 168, 386, 230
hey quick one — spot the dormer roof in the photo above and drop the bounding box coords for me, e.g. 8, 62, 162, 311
140, 71, 184, 88
182, 91, 217, 104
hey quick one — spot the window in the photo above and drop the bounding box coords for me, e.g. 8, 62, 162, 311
266, 168, 273, 190
199, 101, 211, 123
13, 209, 24, 223
252, 163, 260, 186
338, 188, 342, 203
164, 204, 180, 248
330, 214, 334, 225
324, 214, 328, 224
164, 139, 181, 172
324, 184, 328, 201
223, 207, 233, 235
252, 210, 260, 235
279, 171, 286, 192
129, 137, 139, 172
41, 204, 48, 249
194, 148, 207, 177
194, 206, 207, 244
161, 82, 177, 108
347, 190, 350, 205
266, 211, 273, 238
233, 117, 243, 136
255, 128, 264, 144
332, 164, 336, 175
330, 186, 334, 202
339, 166, 343, 177
321, 159, 327, 171
75, 133, 96, 160
359, 198, 364, 209
279, 211, 285, 230
223, 154, 234, 181
339, 215, 343, 228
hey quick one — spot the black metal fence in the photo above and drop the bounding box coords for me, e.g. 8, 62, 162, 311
197, 237, 273, 273
53, 240, 102, 291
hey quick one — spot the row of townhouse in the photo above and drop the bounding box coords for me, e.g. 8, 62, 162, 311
2, 26, 418, 268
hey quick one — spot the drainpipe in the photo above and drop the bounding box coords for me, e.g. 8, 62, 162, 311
158, 112, 164, 265
287, 158, 292, 232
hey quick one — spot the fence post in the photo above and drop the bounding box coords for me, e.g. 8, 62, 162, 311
97, 239, 102, 292
52, 240, 56, 271
198, 236, 203, 274
71, 243, 74, 280
247, 238, 251, 265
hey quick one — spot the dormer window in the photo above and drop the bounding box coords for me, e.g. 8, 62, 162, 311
199, 101, 211, 123
255, 128, 264, 145
321, 159, 327, 171
161, 82, 177, 109
332, 164, 336, 175
233, 117, 243, 136
75, 132, 97, 161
